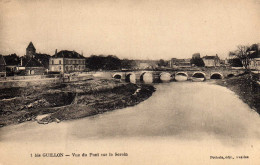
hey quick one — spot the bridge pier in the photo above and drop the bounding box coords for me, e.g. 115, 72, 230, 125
109, 68, 246, 83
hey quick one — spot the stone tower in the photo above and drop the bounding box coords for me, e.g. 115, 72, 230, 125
26, 42, 36, 58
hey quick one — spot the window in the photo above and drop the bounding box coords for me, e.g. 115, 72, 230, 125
52, 60, 54, 65
59, 60, 61, 64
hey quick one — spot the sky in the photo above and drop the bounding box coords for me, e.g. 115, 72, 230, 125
0, 0, 259, 60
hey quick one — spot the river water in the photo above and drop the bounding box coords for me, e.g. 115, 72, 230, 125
1, 82, 260, 165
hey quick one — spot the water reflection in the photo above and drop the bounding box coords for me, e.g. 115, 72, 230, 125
1, 82, 259, 145
160, 72, 172, 82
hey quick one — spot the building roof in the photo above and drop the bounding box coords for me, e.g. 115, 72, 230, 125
34, 53, 50, 68
0, 55, 6, 66
248, 51, 260, 58
171, 58, 190, 62
203, 55, 219, 60
52, 50, 85, 59
25, 58, 44, 67
27, 42, 36, 50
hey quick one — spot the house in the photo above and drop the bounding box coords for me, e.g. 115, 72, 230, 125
25, 42, 51, 69
3, 54, 21, 76
23, 57, 45, 75
249, 57, 260, 70
169, 58, 191, 68
19, 42, 46, 75
0, 55, 6, 77
49, 50, 86, 73
202, 55, 220, 67
133, 60, 158, 70
248, 43, 260, 70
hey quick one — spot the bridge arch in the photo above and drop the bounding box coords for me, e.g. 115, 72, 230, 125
210, 72, 223, 79
175, 72, 188, 81
227, 73, 235, 78
112, 73, 122, 79
125, 73, 136, 83
191, 72, 206, 81
140, 72, 153, 83
159, 72, 172, 82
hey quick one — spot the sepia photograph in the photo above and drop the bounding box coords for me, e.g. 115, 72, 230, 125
0, 0, 260, 164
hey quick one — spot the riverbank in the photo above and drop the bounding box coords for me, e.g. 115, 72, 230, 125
216, 72, 260, 114
0, 78, 155, 127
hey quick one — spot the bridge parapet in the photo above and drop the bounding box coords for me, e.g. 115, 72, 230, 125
91, 67, 245, 82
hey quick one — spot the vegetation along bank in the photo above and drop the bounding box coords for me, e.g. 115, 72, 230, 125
0, 78, 155, 127
216, 72, 260, 115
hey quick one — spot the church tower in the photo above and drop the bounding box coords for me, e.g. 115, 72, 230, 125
26, 42, 36, 58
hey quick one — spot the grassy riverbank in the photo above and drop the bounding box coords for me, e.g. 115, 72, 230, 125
216, 72, 260, 114
0, 78, 155, 127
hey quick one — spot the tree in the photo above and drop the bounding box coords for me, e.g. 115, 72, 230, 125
85, 55, 104, 70
3, 53, 20, 65
103, 55, 121, 70
230, 45, 250, 70
85, 55, 121, 70
157, 59, 168, 67
228, 58, 243, 67
190, 57, 205, 67
121, 59, 136, 69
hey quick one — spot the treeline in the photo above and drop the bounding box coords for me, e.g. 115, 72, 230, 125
85, 55, 136, 70
190, 57, 205, 67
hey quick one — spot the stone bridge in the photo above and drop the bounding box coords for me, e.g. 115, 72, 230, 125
92, 68, 245, 83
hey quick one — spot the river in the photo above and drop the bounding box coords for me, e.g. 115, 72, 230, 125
1, 82, 260, 165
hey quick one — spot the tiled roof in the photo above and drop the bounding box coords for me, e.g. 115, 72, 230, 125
35, 53, 50, 68
52, 50, 84, 59
27, 42, 36, 50
248, 51, 260, 58
25, 58, 44, 67
203, 56, 219, 60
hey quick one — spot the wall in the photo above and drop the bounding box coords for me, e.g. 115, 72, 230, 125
49, 58, 85, 73
0, 78, 61, 89
25, 67, 45, 75
249, 58, 260, 70
49, 58, 64, 73
203, 59, 220, 67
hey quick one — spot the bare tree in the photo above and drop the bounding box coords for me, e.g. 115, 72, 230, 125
230, 45, 250, 70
